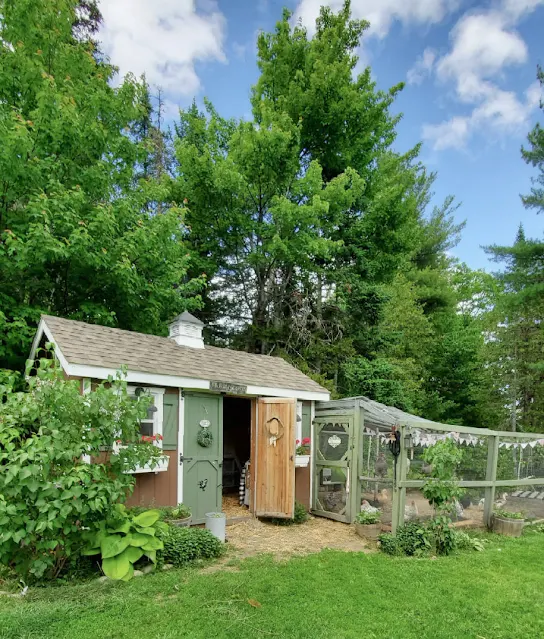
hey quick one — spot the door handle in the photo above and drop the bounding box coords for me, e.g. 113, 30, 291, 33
179, 454, 193, 463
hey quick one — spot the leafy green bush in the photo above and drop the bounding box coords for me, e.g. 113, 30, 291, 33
0, 357, 162, 580
269, 501, 309, 526
422, 440, 464, 514
82, 506, 166, 580
454, 531, 485, 551
355, 509, 381, 525
377, 533, 402, 556
158, 526, 224, 567
427, 516, 457, 555
395, 521, 433, 556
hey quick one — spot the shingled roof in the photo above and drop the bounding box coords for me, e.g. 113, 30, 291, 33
39, 315, 328, 396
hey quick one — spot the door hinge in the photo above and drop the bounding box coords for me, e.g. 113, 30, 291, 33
179, 454, 193, 464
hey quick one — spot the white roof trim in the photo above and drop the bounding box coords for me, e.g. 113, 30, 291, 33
31, 319, 330, 401
29, 318, 71, 372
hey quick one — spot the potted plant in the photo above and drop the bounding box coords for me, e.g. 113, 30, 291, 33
492, 509, 525, 537
355, 509, 382, 540
295, 437, 311, 467
168, 503, 192, 527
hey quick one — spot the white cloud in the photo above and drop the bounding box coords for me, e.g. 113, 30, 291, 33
407, 48, 436, 85
99, 0, 226, 96
293, 0, 460, 38
421, 0, 544, 151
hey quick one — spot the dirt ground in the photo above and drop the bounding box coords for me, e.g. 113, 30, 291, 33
224, 514, 371, 559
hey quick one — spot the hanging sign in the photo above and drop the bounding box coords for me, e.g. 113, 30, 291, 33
328, 435, 342, 448
210, 381, 247, 395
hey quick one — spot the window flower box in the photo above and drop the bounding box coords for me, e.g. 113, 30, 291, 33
295, 454, 310, 468
125, 455, 170, 475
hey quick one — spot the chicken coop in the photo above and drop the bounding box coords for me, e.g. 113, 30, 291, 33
313, 397, 544, 532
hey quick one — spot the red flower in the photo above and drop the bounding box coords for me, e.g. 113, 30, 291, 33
302, 437, 311, 445
296, 439, 300, 445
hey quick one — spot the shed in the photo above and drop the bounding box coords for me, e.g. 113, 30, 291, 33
29, 313, 329, 523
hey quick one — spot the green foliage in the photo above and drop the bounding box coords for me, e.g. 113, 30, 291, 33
395, 522, 433, 557
82, 505, 166, 580
427, 516, 456, 556
0, 357, 162, 580
157, 526, 224, 567
377, 532, 403, 556
422, 440, 464, 514
355, 509, 381, 525
0, 0, 202, 371
494, 509, 524, 520
268, 501, 309, 526
454, 531, 486, 551
170, 504, 192, 520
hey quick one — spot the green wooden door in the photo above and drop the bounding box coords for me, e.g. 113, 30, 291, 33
183, 393, 223, 524
312, 415, 356, 523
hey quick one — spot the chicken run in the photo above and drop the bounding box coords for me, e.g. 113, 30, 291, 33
312, 397, 544, 531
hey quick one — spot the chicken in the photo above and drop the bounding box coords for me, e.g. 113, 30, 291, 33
404, 500, 419, 521
378, 488, 390, 505
478, 492, 508, 510
453, 500, 464, 519
360, 499, 380, 514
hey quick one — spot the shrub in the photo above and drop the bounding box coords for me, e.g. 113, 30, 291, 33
355, 509, 381, 525
454, 531, 485, 551
158, 526, 224, 567
269, 501, 309, 526
82, 506, 166, 580
377, 533, 402, 556
0, 357, 162, 580
427, 516, 457, 555
395, 521, 433, 556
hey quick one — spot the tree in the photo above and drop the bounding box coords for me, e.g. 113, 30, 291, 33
483, 67, 544, 432
0, 0, 202, 371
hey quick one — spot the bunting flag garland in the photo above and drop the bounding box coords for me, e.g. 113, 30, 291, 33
364, 426, 544, 450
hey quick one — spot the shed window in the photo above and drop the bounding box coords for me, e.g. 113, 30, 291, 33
127, 386, 165, 448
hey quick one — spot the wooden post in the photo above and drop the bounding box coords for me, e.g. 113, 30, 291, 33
483, 435, 499, 528
392, 424, 408, 534
350, 411, 362, 523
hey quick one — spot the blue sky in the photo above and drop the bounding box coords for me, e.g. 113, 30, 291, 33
99, 0, 544, 270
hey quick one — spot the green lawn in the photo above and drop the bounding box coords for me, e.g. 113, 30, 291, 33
1, 534, 543, 639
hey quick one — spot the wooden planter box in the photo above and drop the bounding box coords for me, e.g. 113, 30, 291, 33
355, 522, 381, 540
492, 515, 524, 537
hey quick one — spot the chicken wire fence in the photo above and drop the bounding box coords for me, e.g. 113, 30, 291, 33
314, 397, 544, 531
361, 421, 544, 532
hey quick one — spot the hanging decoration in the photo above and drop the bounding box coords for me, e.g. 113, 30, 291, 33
266, 416, 284, 447
363, 426, 544, 450
197, 422, 213, 447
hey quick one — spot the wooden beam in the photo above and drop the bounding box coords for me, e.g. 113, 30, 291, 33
483, 435, 499, 528
400, 478, 544, 489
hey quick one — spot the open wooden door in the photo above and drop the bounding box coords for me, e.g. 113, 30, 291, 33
254, 397, 296, 518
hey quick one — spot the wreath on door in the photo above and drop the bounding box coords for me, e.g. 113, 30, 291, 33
197, 423, 213, 447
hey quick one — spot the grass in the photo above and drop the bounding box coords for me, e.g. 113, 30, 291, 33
1, 534, 543, 639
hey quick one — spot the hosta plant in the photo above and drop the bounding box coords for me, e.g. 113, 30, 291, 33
83, 505, 167, 580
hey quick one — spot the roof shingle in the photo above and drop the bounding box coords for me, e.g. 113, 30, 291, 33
41, 315, 328, 395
